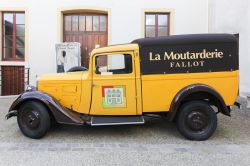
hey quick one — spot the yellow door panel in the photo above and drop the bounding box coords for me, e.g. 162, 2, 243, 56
90, 52, 137, 115
77, 79, 92, 114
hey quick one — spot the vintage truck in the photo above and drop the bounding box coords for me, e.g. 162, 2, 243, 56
6, 34, 239, 140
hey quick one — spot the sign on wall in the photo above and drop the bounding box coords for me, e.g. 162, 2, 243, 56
55, 42, 81, 73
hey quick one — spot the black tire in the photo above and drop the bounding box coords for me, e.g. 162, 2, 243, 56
17, 101, 51, 139
176, 101, 217, 141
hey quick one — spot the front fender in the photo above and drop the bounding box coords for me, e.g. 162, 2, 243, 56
6, 91, 84, 125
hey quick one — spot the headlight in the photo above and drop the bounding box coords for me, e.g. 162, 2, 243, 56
25, 76, 39, 92
25, 85, 36, 92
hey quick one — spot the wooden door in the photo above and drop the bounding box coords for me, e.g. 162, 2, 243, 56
63, 14, 108, 68
1, 66, 25, 96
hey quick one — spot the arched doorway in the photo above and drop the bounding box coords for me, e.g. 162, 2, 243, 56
63, 12, 108, 68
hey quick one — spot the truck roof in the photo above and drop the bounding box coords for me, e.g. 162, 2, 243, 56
91, 43, 139, 55
131, 34, 238, 46
132, 33, 239, 75
91, 34, 237, 56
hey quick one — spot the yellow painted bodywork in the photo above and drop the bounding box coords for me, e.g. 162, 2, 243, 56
38, 43, 239, 115
38, 71, 91, 113
90, 51, 138, 115
141, 71, 239, 112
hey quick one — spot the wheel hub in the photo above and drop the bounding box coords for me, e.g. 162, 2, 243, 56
23, 110, 40, 129
186, 111, 208, 131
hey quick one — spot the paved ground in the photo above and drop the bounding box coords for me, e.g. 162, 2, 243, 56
0, 97, 250, 166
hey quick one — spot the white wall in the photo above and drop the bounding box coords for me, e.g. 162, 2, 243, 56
209, 0, 250, 96
0, 0, 209, 85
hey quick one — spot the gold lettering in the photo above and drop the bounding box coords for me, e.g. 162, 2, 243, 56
211, 51, 216, 58
218, 52, 223, 58
206, 52, 211, 58
149, 52, 154, 61
180, 53, 186, 60
200, 60, 205, 66
181, 62, 186, 67
149, 52, 161, 61
174, 53, 180, 60
155, 54, 161, 60
193, 61, 199, 67
186, 52, 190, 59
190, 53, 196, 59
170, 62, 174, 68
154, 49, 224, 61
200, 49, 206, 58
175, 62, 180, 67
164, 52, 173, 60
196, 53, 201, 59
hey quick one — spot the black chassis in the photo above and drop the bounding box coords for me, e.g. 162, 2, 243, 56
6, 83, 233, 125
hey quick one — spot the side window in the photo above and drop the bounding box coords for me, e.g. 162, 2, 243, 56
145, 13, 170, 37
95, 54, 132, 75
2, 12, 25, 61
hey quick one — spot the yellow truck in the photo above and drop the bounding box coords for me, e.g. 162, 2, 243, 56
6, 34, 239, 140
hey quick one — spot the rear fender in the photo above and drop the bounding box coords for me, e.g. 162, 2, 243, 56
167, 84, 230, 121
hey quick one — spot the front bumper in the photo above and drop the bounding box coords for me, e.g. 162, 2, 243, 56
6, 85, 36, 120
234, 101, 241, 110
5, 110, 17, 120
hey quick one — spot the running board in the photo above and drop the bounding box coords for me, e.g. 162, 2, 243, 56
91, 116, 145, 126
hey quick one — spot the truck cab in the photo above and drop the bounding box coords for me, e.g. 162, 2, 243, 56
6, 34, 239, 140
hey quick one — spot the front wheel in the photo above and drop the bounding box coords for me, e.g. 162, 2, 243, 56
176, 101, 217, 141
17, 101, 51, 139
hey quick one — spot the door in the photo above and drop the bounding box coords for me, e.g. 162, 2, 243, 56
1, 66, 25, 96
90, 52, 137, 115
64, 14, 108, 68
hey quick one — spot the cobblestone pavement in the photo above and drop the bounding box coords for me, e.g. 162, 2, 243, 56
0, 97, 250, 166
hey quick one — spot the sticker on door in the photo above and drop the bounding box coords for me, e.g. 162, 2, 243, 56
102, 86, 126, 108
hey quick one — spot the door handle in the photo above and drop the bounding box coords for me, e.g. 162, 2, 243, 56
92, 84, 99, 87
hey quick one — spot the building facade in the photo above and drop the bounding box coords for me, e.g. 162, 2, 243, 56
0, 0, 248, 96
209, 0, 250, 97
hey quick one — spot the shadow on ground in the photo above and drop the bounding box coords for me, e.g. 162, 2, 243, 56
0, 97, 249, 145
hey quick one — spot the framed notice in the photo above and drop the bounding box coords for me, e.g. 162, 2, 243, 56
55, 42, 81, 73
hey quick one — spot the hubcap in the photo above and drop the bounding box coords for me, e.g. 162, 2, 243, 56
186, 110, 209, 132
22, 110, 40, 129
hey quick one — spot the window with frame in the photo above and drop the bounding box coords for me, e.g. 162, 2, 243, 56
145, 13, 170, 38
64, 15, 107, 32
95, 54, 132, 75
2, 12, 25, 61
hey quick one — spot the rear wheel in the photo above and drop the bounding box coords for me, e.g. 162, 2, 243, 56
17, 101, 51, 139
176, 101, 217, 140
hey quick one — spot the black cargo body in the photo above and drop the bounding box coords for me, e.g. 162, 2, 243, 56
132, 34, 239, 75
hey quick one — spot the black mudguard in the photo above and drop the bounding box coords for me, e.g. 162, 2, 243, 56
167, 84, 231, 121
6, 91, 85, 125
